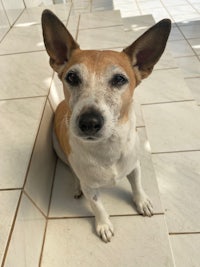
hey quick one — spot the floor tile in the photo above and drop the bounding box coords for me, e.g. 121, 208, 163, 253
2, 0, 24, 25
122, 14, 154, 31
185, 77, 200, 104
0, 24, 44, 55
134, 100, 145, 127
92, 0, 114, 11
48, 74, 64, 112
4, 193, 46, 267
169, 26, 185, 41
138, 0, 163, 10
152, 151, 200, 233
154, 49, 178, 70
142, 101, 200, 153
113, 0, 140, 18
49, 128, 163, 217
168, 40, 195, 57
176, 56, 200, 78
188, 38, 200, 55
162, 0, 188, 5
71, 0, 91, 11
135, 68, 193, 104
179, 23, 200, 39
79, 10, 122, 29
24, 101, 56, 215
0, 97, 46, 189
0, 51, 52, 99
171, 13, 200, 23
78, 26, 128, 49
0, 190, 20, 264
41, 215, 174, 267
166, 4, 196, 16
0, 3, 10, 42
141, 8, 171, 22
170, 234, 200, 267
66, 9, 80, 32
15, 3, 71, 26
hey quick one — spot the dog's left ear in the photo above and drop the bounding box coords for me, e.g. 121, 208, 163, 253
123, 19, 171, 79
41, 9, 79, 73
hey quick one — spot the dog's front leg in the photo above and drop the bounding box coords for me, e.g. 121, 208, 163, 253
81, 184, 114, 243
127, 160, 153, 217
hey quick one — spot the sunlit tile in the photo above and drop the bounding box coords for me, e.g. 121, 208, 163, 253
0, 24, 44, 55
0, 51, 53, 99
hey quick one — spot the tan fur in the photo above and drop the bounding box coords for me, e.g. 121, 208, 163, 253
54, 100, 71, 156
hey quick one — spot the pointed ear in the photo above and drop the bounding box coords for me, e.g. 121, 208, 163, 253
41, 9, 79, 73
123, 19, 171, 80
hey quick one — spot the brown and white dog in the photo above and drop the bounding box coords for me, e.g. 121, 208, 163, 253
42, 10, 171, 242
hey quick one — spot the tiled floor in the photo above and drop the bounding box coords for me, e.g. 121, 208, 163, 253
0, 0, 200, 267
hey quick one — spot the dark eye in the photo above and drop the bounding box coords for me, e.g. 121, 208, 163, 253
65, 71, 81, 86
110, 74, 128, 87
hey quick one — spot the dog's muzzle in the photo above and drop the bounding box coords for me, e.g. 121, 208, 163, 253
77, 108, 104, 137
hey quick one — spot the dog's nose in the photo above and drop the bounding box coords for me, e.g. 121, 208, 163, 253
78, 110, 104, 136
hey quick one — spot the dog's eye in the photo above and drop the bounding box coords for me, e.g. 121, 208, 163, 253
65, 71, 81, 86
110, 74, 128, 87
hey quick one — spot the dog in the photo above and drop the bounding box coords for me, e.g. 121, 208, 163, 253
42, 10, 171, 243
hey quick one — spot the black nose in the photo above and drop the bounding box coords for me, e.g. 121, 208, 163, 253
78, 110, 104, 136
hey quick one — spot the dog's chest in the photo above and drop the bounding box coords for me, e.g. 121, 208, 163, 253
69, 130, 138, 188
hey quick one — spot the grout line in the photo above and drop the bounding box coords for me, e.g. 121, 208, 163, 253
136, 125, 145, 129
0, 188, 22, 191
0, 95, 47, 102
39, 158, 58, 266
48, 212, 164, 220
141, 99, 195, 106
22, 97, 48, 191
1, 190, 23, 267
75, 14, 81, 41
0, 49, 45, 57
23, 191, 47, 218
152, 149, 200, 155
78, 24, 123, 31
169, 231, 200, 236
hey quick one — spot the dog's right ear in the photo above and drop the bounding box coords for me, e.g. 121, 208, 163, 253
42, 10, 79, 73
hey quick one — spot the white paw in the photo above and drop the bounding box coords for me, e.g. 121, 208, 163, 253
96, 220, 114, 243
134, 193, 153, 217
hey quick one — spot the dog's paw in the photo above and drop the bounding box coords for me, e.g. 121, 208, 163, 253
133, 193, 153, 217
96, 220, 114, 243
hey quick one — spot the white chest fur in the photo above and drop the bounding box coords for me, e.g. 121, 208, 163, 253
68, 111, 139, 188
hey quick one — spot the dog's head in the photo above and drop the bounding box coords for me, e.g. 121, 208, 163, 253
42, 10, 171, 142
